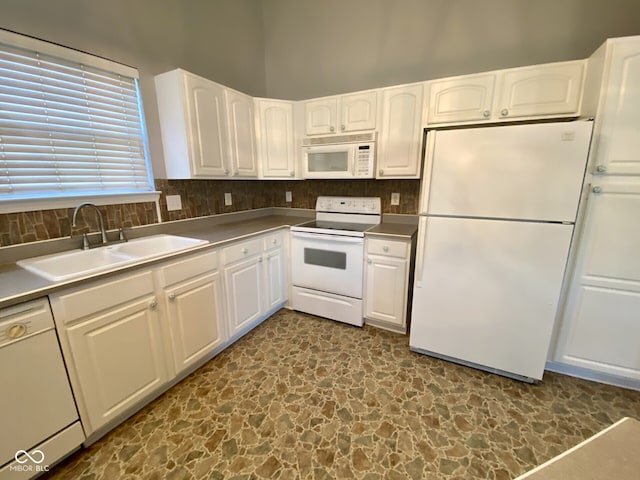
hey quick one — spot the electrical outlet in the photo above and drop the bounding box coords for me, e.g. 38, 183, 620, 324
391, 192, 400, 206
285, 191, 292, 203
224, 193, 232, 206
166, 194, 182, 211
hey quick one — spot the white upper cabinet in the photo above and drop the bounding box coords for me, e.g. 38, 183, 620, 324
155, 69, 258, 179
376, 83, 424, 179
255, 98, 297, 179
226, 89, 258, 178
156, 69, 229, 178
497, 61, 584, 120
426, 60, 585, 126
427, 73, 496, 124
304, 90, 377, 135
584, 37, 640, 175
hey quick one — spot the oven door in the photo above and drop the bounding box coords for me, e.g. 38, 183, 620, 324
290, 231, 364, 298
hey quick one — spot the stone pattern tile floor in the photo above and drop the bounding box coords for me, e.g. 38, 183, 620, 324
43, 309, 640, 480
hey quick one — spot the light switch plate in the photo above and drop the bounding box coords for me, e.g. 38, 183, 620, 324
166, 194, 182, 211
224, 193, 232, 206
391, 193, 400, 206
285, 191, 292, 203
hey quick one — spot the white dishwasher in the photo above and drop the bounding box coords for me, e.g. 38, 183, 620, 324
0, 298, 85, 478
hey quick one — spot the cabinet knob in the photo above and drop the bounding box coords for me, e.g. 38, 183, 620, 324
242, 247, 249, 254
367, 258, 372, 264
233, 170, 239, 176
595, 165, 607, 174
272, 239, 277, 245
483, 110, 491, 118
290, 171, 295, 177
168, 293, 176, 302
379, 169, 384, 175
340, 124, 345, 131
224, 169, 229, 175
500, 108, 509, 117
258, 257, 263, 263
592, 185, 602, 194
383, 246, 389, 253
149, 299, 158, 310
329, 126, 335, 132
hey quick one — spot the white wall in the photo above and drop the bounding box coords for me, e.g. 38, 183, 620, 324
0, 0, 266, 178
262, 0, 640, 99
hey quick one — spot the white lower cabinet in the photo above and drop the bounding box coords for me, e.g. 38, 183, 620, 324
50, 270, 169, 436
50, 250, 226, 438
158, 250, 226, 376
364, 237, 412, 333
223, 230, 287, 341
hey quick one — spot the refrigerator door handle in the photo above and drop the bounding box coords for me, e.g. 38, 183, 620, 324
414, 216, 427, 287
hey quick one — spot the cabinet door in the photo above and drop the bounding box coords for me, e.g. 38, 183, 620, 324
496, 61, 584, 120
554, 178, 640, 382
164, 271, 225, 375
427, 73, 496, 125
377, 83, 424, 178
226, 89, 258, 177
365, 254, 408, 327
224, 255, 264, 339
256, 99, 296, 178
184, 73, 229, 177
340, 91, 377, 132
594, 39, 640, 175
264, 247, 286, 312
66, 296, 168, 434
305, 98, 338, 135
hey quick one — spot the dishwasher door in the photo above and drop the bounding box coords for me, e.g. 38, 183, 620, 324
0, 299, 80, 468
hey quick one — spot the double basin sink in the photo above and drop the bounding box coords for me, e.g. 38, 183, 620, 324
18, 234, 208, 282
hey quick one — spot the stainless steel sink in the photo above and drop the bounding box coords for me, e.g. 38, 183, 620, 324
17, 234, 208, 282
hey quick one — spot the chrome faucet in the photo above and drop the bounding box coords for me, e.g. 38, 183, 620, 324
71, 202, 109, 249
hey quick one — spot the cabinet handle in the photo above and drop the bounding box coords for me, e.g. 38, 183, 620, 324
378, 169, 384, 175
500, 108, 509, 117
168, 293, 176, 302
329, 126, 335, 132
592, 185, 602, 194
382, 246, 389, 253
149, 299, 158, 310
483, 110, 490, 118
595, 165, 607, 174
242, 247, 249, 254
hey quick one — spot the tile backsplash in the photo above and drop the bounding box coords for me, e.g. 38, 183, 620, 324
0, 179, 420, 247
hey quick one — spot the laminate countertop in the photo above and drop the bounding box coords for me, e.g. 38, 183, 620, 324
0, 209, 417, 309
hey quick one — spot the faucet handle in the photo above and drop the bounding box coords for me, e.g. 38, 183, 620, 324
118, 228, 128, 242
81, 233, 90, 250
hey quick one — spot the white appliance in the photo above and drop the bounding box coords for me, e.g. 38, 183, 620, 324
291, 196, 381, 326
410, 121, 593, 382
302, 133, 376, 179
0, 299, 85, 478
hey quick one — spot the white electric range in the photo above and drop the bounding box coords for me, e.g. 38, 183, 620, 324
290, 196, 381, 326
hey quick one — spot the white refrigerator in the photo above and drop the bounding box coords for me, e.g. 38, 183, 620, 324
409, 121, 593, 382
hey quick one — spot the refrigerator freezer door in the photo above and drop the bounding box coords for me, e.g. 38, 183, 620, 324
423, 121, 592, 222
410, 216, 574, 380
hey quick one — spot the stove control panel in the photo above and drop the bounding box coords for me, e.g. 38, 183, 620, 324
316, 196, 381, 215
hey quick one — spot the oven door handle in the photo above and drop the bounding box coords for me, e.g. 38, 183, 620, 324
290, 231, 364, 244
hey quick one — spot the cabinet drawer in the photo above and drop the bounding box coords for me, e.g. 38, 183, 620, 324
223, 237, 263, 265
263, 231, 284, 251
158, 250, 218, 287
50, 270, 155, 325
366, 238, 409, 258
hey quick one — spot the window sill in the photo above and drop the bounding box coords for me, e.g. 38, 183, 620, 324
0, 192, 161, 215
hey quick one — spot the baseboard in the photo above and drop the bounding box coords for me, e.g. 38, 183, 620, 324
545, 361, 640, 391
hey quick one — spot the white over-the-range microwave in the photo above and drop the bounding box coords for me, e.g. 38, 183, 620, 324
301, 132, 376, 179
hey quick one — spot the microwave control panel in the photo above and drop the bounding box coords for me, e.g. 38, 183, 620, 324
355, 143, 375, 177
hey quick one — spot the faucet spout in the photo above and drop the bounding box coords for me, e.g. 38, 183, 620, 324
71, 202, 108, 246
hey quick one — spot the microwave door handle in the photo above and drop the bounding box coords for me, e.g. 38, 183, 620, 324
351, 148, 356, 177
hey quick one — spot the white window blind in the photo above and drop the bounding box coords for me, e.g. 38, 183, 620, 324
0, 30, 156, 211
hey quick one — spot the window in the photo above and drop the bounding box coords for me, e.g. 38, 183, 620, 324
0, 29, 158, 213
